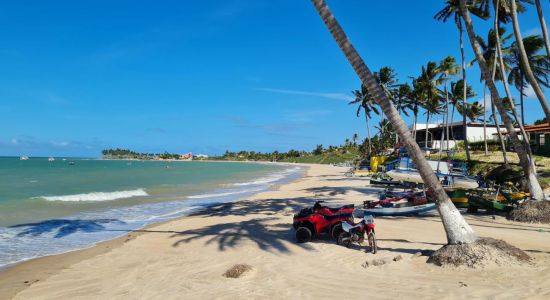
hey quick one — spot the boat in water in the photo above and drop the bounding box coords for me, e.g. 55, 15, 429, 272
385, 152, 478, 189
48, 157, 55, 161
19, 156, 29, 161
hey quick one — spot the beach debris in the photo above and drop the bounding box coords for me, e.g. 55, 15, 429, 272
508, 201, 550, 224
458, 281, 468, 287
427, 237, 530, 268
393, 255, 403, 262
223, 264, 252, 278
363, 257, 391, 268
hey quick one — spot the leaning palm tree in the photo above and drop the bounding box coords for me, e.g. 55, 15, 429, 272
534, 0, 550, 57
473, 26, 514, 158
311, 0, 477, 244
507, 34, 550, 126
458, 0, 544, 200
350, 85, 379, 155
438, 56, 460, 151
508, 0, 550, 125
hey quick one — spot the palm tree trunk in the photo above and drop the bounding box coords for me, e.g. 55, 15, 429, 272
494, 2, 536, 171
492, 101, 509, 166
520, 72, 525, 126
311, 0, 477, 244
511, 0, 550, 126
425, 112, 430, 148
445, 76, 450, 152
450, 104, 458, 148
483, 85, 488, 155
459, 18, 471, 162
535, 0, 550, 58
459, 0, 544, 200
365, 108, 372, 155
413, 111, 417, 140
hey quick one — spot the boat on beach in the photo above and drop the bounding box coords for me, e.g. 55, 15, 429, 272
359, 203, 437, 216
385, 156, 478, 189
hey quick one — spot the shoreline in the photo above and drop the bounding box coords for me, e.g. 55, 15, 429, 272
3, 164, 550, 299
0, 164, 311, 299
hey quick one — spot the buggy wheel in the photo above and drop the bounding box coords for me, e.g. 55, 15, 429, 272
295, 227, 312, 243
337, 231, 352, 248
368, 232, 377, 254
331, 224, 343, 240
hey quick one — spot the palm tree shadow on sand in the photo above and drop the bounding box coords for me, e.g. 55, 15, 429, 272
10, 219, 125, 238
170, 197, 321, 253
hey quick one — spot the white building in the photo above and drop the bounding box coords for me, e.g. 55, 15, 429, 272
412, 122, 505, 149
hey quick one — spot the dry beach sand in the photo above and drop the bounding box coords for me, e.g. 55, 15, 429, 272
1, 164, 550, 299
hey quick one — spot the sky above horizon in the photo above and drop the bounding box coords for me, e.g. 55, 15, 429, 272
0, 0, 548, 157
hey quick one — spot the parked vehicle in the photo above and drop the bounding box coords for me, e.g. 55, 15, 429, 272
337, 214, 377, 254
293, 201, 354, 243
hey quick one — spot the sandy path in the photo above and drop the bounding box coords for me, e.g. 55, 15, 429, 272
4, 164, 550, 299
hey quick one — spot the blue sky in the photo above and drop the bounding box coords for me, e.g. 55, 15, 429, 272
0, 0, 547, 157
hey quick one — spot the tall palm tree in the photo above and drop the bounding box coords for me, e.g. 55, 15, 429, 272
509, 0, 550, 125
435, 0, 485, 162
449, 79, 477, 151
374, 67, 399, 138
394, 83, 414, 144
438, 56, 460, 152
416, 62, 443, 149
534, 0, 550, 57
507, 34, 550, 126
311, 0, 477, 245
473, 26, 514, 158
458, 0, 544, 200
350, 85, 379, 155
410, 83, 425, 140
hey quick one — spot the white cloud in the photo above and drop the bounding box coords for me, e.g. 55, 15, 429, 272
524, 27, 542, 37
257, 88, 353, 102
524, 85, 536, 98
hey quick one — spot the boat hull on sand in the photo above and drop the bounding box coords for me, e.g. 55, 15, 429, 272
386, 170, 478, 189
357, 203, 436, 216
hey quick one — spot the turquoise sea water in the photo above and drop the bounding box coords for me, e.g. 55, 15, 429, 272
0, 157, 302, 268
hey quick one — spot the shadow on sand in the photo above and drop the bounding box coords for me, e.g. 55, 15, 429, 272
10, 219, 125, 238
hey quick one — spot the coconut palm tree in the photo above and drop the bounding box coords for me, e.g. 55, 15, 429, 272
473, 26, 514, 157
415, 62, 443, 149
350, 85, 379, 155
310, 0, 477, 245
458, 0, 544, 200
374, 67, 399, 138
394, 83, 414, 144
410, 82, 425, 140
449, 80, 477, 150
507, 34, 550, 126
508, 0, 550, 125
438, 56, 460, 151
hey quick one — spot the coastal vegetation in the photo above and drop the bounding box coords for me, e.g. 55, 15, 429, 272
101, 149, 185, 160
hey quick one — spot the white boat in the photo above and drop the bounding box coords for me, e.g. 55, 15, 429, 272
358, 203, 437, 216
48, 157, 55, 161
19, 156, 29, 161
386, 157, 478, 189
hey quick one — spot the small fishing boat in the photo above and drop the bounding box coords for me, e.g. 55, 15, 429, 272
48, 157, 55, 161
19, 156, 29, 161
359, 203, 437, 216
369, 173, 402, 186
361, 192, 436, 216
446, 188, 469, 208
467, 194, 513, 213
386, 156, 478, 189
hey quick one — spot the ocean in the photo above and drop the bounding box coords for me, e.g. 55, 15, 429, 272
0, 157, 303, 269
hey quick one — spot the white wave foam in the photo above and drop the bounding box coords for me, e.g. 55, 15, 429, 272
186, 188, 262, 199
230, 167, 301, 187
38, 189, 149, 202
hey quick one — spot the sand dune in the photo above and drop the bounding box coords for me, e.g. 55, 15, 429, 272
2, 164, 550, 299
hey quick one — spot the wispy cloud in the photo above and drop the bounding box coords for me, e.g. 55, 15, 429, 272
257, 88, 353, 102
524, 27, 542, 37
524, 85, 536, 98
